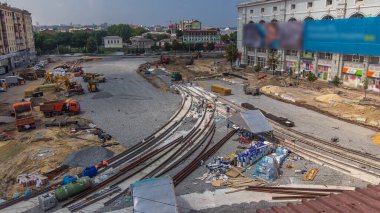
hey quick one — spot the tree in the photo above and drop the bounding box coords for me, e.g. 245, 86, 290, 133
146, 33, 153, 40
107, 24, 132, 41
56, 32, 72, 46
362, 78, 369, 99
132, 27, 148, 37
221, 34, 230, 44
229, 31, 237, 43
86, 36, 97, 53
307, 72, 318, 88
225, 44, 238, 69
164, 42, 171, 51
172, 40, 181, 53
268, 50, 280, 74
94, 30, 108, 45
206, 43, 215, 52
332, 76, 341, 93
42, 39, 57, 53
254, 64, 262, 73
71, 31, 89, 48
166, 29, 172, 34
175, 30, 183, 38
151, 44, 159, 52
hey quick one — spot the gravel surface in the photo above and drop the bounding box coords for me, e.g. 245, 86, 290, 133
76, 58, 181, 148
199, 80, 380, 157
63, 146, 114, 168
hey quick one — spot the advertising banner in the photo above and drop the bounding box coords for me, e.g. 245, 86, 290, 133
303, 17, 380, 55
243, 22, 304, 49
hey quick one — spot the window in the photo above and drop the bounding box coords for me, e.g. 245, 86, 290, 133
250, 9, 253, 14
319, 52, 332, 60
261, 8, 265, 13
307, 2, 313, 8
258, 48, 266, 53
369, 56, 380, 64
326, 0, 332, 6
273, 7, 277, 12
291, 4, 296, 10
286, 49, 298, 56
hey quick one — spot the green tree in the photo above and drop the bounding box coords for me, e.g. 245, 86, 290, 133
332, 76, 341, 93
362, 78, 369, 99
229, 31, 237, 43
175, 30, 183, 38
254, 64, 262, 73
132, 27, 148, 36
71, 31, 89, 48
56, 32, 72, 46
307, 72, 318, 88
221, 34, 230, 43
42, 39, 57, 53
146, 33, 153, 40
94, 30, 108, 45
107, 24, 132, 41
86, 36, 98, 53
225, 44, 238, 69
268, 50, 279, 74
156, 34, 170, 41
164, 42, 171, 51
166, 29, 172, 34
206, 43, 215, 51
151, 44, 159, 52
172, 40, 181, 53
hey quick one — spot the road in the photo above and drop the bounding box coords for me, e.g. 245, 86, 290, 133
200, 79, 380, 157
76, 57, 181, 148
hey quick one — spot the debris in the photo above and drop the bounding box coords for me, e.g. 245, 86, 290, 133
250, 156, 279, 182
237, 141, 272, 167
211, 180, 225, 187
17, 172, 48, 187
331, 137, 340, 143
303, 168, 319, 181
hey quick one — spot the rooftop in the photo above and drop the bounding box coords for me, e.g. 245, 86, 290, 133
104, 36, 122, 40
230, 110, 273, 134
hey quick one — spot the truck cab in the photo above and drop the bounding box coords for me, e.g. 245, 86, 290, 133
67, 99, 80, 114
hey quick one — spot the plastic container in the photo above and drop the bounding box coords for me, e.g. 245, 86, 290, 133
62, 176, 77, 185
82, 166, 97, 178
55, 177, 92, 201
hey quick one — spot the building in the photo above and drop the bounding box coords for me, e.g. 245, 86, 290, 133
175, 20, 202, 31
182, 29, 221, 44
103, 36, 123, 49
237, 0, 380, 91
130, 36, 155, 49
0, 3, 36, 71
220, 27, 237, 36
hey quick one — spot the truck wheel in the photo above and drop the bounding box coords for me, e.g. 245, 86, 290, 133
17, 126, 23, 132
30, 123, 36, 129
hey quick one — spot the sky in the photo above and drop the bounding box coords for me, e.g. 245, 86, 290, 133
6, 0, 242, 27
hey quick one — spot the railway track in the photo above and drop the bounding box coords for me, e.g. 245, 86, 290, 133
201, 89, 380, 184
61, 86, 221, 211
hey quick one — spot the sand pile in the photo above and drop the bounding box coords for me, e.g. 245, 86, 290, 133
261, 85, 285, 95
371, 132, 380, 145
315, 94, 343, 104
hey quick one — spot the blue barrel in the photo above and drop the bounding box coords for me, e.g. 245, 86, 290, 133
62, 176, 78, 185
82, 166, 97, 178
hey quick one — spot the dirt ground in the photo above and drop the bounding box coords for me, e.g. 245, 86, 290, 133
164, 58, 231, 81
240, 72, 380, 131
0, 57, 124, 199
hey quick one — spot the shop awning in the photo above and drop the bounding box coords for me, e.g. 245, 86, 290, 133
342, 67, 363, 76
367, 71, 380, 78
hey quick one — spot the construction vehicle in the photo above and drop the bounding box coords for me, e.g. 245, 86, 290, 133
171, 72, 182, 81
160, 55, 170, 64
83, 73, 106, 83
18, 70, 38, 81
13, 102, 36, 131
40, 99, 80, 117
243, 84, 261, 96
6, 76, 25, 86
66, 84, 85, 97
87, 81, 99, 92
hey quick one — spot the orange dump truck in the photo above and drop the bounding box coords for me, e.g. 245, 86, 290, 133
211, 84, 232, 96
40, 99, 80, 117
13, 102, 36, 131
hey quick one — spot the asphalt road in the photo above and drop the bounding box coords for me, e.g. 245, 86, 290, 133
199, 79, 380, 157
76, 58, 181, 148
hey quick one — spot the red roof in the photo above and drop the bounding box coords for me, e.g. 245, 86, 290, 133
257, 185, 380, 213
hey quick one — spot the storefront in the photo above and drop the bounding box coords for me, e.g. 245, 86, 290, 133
317, 65, 331, 81
286, 61, 297, 74
342, 67, 363, 88
366, 70, 380, 92
301, 59, 313, 77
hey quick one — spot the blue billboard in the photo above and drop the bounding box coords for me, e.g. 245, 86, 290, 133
303, 17, 380, 56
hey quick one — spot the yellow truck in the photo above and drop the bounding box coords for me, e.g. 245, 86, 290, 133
211, 84, 231, 96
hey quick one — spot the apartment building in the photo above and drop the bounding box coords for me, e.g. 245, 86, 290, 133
237, 0, 380, 91
0, 3, 35, 71
182, 29, 221, 44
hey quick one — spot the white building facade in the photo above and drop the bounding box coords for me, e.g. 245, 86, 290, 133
103, 36, 123, 48
237, 0, 380, 91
